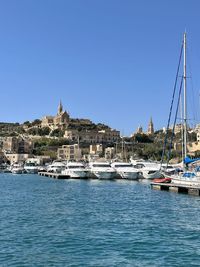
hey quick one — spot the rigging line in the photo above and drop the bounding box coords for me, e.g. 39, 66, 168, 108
187, 47, 197, 123
167, 77, 183, 166
160, 42, 183, 168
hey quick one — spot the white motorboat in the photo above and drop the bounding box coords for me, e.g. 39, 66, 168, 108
47, 161, 66, 173
111, 162, 139, 180
24, 162, 39, 174
88, 162, 117, 180
131, 160, 162, 179
62, 162, 89, 179
11, 163, 25, 174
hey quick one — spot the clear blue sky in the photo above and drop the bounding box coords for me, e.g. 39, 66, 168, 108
0, 0, 200, 135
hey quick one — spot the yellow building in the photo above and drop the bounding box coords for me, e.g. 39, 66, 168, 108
57, 144, 82, 161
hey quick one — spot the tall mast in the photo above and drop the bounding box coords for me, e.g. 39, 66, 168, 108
183, 32, 187, 159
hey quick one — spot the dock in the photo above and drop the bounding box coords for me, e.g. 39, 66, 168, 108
38, 171, 70, 179
151, 182, 200, 196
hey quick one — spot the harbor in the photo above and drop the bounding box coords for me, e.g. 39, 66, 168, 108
1, 173, 200, 266
1, 0, 200, 265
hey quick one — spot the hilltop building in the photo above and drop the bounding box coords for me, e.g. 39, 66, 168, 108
147, 117, 154, 135
41, 101, 70, 129
136, 125, 143, 134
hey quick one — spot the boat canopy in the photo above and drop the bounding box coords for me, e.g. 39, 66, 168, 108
184, 156, 200, 165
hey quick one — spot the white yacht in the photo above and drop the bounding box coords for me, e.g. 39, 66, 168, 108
11, 163, 25, 174
61, 162, 89, 179
47, 161, 66, 173
111, 162, 139, 180
88, 162, 117, 180
131, 160, 162, 179
24, 162, 39, 174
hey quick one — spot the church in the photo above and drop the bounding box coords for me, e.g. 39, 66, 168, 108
41, 101, 70, 129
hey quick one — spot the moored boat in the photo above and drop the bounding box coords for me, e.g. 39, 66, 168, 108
88, 162, 117, 180
62, 162, 89, 179
11, 163, 25, 174
153, 177, 171, 183
131, 160, 162, 179
24, 162, 39, 174
111, 162, 139, 180
47, 161, 66, 173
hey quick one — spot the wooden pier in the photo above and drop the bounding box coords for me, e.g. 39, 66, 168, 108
38, 172, 70, 179
151, 182, 200, 196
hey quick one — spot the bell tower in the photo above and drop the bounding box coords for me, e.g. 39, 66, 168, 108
147, 117, 154, 135
58, 100, 63, 115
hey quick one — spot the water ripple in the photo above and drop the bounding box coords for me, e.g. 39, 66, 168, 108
0, 174, 200, 266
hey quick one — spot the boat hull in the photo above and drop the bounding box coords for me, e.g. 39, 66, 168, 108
92, 171, 116, 180
171, 177, 200, 187
62, 170, 89, 179
142, 170, 163, 179
118, 171, 139, 180
11, 169, 24, 174
24, 168, 38, 174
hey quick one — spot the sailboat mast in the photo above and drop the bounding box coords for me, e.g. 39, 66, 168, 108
183, 32, 187, 159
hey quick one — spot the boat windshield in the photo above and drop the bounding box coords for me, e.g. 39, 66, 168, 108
25, 163, 36, 166
93, 164, 111, 168
134, 164, 145, 169
68, 166, 85, 169
114, 164, 133, 168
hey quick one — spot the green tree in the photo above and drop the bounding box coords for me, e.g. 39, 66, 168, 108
31, 119, 42, 126
134, 133, 153, 143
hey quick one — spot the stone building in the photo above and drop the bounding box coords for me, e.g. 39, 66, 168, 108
64, 129, 120, 144
3, 137, 33, 154
105, 147, 115, 159
90, 144, 103, 155
136, 125, 143, 134
5, 153, 31, 164
41, 101, 70, 129
57, 144, 82, 161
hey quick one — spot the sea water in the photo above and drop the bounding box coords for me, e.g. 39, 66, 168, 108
0, 174, 200, 267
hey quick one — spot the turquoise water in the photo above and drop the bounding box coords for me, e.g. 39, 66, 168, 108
0, 174, 200, 266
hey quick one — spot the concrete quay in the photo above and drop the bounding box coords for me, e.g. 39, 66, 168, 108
151, 182, 200, 196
